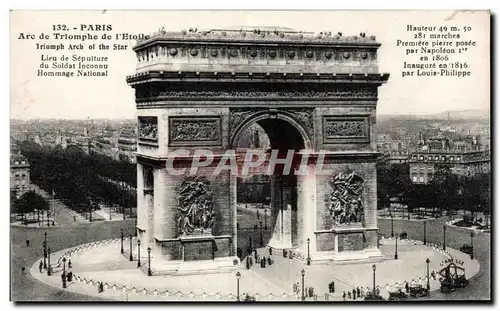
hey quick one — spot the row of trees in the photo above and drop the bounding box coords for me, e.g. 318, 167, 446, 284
377, 162, 491, 219
17, 140, 136, 216
11, 190, 50, 224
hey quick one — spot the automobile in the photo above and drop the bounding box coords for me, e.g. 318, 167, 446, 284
460, 244, 473, 255
409, 284, 429, 298
364, 291, 385, 301
388, 289, 408, 301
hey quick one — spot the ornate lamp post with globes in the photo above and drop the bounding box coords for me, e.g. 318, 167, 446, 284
120, 229, 124, 254
306, 238, 311, 266
426, 258, 431, 291
129, 234, 133, 261
236, 271, 241, 301
372, 264, 377, 294
301, 269, 306, 301
147, 247, 152, 276
137, 239, 141, 267
443, 225, 447, 251
391, 214, 394, 237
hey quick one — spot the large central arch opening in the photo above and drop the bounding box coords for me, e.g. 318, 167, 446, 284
233, 115, 307, 261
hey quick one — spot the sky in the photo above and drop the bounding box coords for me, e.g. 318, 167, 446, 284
10, 10, 490, 119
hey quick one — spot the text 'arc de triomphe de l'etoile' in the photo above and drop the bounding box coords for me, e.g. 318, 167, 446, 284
126, 27, 390, 274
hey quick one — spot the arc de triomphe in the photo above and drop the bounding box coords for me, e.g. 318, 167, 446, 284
126, 28, 389, 273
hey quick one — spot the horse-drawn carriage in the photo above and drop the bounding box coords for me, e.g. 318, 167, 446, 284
439, 262, 469, 293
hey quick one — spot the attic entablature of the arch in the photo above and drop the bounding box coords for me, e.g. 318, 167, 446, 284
126, 71, 390, 86
133, 27, 380, 50
129, 28, 386, 76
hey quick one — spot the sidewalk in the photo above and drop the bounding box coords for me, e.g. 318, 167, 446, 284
31, 184, 88, 225
29, 236, 480, 302
94, 206, 126, 222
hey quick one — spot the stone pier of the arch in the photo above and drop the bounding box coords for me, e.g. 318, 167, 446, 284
127, 27, 390, 273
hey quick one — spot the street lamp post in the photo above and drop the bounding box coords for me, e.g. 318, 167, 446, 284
394, 235, 398, 260
391, 214, 394, 237
43, 232, 47, 269
248, 237, 253, 254
423, 221, 427, 245
89, 201, 93, 222
259, 221, 263, 246
47, 247, 51, 276
443, 225, 447, 251
61, 271, 67, 288
470, 232, 474, 260
301, 269, 306, 301
62, 257, 66, 275
147, 247, 152, 276
264, 208, 268, 230
129, 234, 133, 261
236, 271, 241, 301
372, 264, 376, 295
306, 238, 311, 266
137, 240, 141, 267
120, 229, 124, 254
426, 258, 430, 291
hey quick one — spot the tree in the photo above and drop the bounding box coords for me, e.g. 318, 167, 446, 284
16, 191, 49, 224
10, 190, 18, 214
377, 163, 410, 209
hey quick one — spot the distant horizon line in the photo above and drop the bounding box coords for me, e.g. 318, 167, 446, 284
9, 108, 490, 121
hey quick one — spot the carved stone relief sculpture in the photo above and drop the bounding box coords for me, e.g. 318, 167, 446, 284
138, 116, 158, 141
328, 172, 364, 226
325, 120, 365, 138
170, 118, 220, 142
177, 177, 215, 235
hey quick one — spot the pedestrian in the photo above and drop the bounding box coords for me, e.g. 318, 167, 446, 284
352, 288, 356, 299
360, 287, 365, 297
342, 291, 346, 301
39, 260, 43, 273
68, 260, 72, 269
405, 282, 409, 293
347, 291, 351, 300
269, 247, 272, 256
26, 240, 30, 247
267, 256, 272, 266
356, 286, 360, 297
283, 249, 287, 258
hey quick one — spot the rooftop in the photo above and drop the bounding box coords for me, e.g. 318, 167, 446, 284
134, 27, 378, 49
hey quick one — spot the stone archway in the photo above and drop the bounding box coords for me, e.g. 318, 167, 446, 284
231, 112, 309, 253
127, 27, 389, 273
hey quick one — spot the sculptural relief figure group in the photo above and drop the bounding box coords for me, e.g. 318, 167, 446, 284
170, 120, 219, 142
177, 177, 215, 235
328, 172, 364, 225
138, 117, 158, 140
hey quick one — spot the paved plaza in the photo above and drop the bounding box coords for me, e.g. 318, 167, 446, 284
28, 234, 480, 301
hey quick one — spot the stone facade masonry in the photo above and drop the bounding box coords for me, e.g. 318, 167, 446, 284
129, 28, 389, 269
